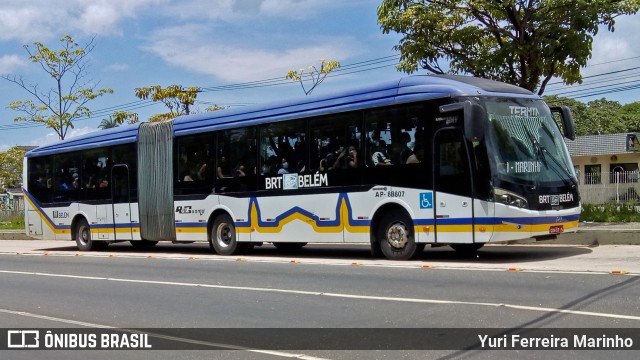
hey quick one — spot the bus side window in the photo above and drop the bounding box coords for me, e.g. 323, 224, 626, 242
365, 105, 428, 188
259, 121, 307, 190
216, 127, 257, 193
309, 113, 362, 184
28, 157, 54, 204
175, 134, 213, 195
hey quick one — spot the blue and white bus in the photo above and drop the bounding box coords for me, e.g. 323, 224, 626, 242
23, 75, 580, 260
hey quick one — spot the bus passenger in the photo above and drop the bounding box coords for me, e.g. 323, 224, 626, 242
406, 145, 423, 164
99, 175, 109, 188
345, 146, 358, 169
235, 163, 246, 177
217, 155, 230, 178
371, 140, 392, 166
277, 158, 290, 174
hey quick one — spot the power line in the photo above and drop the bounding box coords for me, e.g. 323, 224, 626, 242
3, 54, 640, 134
1, 56, 401, 132
199, 55, 400, 92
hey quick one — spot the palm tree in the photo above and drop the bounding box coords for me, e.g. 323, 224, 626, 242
98, 115, 120, 129
98, 112, 139, 129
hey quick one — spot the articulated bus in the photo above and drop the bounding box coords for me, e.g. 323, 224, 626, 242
23, 75, 580, 260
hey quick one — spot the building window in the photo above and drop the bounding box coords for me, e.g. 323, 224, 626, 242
609, 163, 639, 184
584, 164, 601, 185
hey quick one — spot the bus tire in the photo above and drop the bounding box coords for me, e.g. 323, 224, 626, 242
273, 242, 307, 251
378, 210, 417, 260
370, 238, 383, 258
210, 214, 240, 255
75, 218, 100, 251
130, 240, 158, 248
450, 243, 484, 253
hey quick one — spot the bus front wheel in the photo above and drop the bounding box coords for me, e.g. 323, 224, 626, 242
377, 210, 417, 260
210, 214, 240, 255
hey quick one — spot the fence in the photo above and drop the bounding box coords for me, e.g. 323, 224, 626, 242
577, 170, 640, 204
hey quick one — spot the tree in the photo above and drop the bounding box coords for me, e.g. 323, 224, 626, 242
286, 59, 341, 95
586, 98, 627, 135
620, 102, 640, 132
134, 85, 200, 122
544, 95, 590, 136
378, 1, 640, 94
544, 95, 640, 136
0, 147, 26, 190
98, 111, 139, 129
2, 35, 113, 140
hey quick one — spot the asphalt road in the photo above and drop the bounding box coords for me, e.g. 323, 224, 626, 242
1, 242, 639, 360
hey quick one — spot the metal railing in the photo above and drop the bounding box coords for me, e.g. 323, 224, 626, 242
577, 170, 640, 204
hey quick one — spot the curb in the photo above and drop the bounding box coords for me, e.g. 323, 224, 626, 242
1, 226, 639, 244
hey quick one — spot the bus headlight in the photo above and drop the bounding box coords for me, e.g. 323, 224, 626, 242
494, 188, 528, 208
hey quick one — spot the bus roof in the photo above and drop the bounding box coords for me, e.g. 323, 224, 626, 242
26, 75, 535, 157
173, 74, 534, 137
25, 123, 141, 158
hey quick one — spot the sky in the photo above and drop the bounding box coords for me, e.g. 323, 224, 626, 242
0, 0, 639, 151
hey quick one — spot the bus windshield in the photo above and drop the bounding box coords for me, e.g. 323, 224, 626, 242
484, 98, 576, 186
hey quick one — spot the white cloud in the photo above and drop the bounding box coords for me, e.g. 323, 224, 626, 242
106, 63, 130, 72
145, 24, 360, 83
163, 0, 353, 21
0, 0, 163, 42
0, 54, 25, 74
587, 14, 640, 74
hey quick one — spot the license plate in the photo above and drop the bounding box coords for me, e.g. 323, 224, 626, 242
549, 225, 564, 234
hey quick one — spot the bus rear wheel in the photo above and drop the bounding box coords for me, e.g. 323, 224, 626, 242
75, 219, 103, 251
377, 210, 417, 260
210, 214, 242, 255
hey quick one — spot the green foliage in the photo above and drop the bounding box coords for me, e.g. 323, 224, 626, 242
581, 203, 640, 222
135, 85, 200, 122
2, 34, 113, 140
98, 111, 139, 129
205, 104, 225, 112
0, 147, 26, 190
378, 0, 640, 94
286, 59, 341, 95
585, 98, 626, 135
544, 95, 640, 136
619, 102, 640, 132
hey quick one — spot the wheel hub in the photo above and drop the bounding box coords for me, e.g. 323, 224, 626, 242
216, 223, 232, 247
387, 222, 408, 249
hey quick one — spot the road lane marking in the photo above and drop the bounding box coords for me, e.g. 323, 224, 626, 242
2, 250, 638, 276
0, 308, 330, 359
2, 269, 639, 322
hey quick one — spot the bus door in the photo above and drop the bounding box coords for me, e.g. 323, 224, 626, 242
432, 128, 474, 244
111, 164, 133, 240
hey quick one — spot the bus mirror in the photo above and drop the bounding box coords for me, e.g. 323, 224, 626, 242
439, 101, 484, 142
550, 106, 575, 140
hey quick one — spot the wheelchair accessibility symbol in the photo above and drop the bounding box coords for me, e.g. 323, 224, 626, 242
420, 192, 433, 209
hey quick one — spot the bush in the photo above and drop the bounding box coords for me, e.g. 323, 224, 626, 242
581, 203, 640, 222
0, 211, 25, 230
